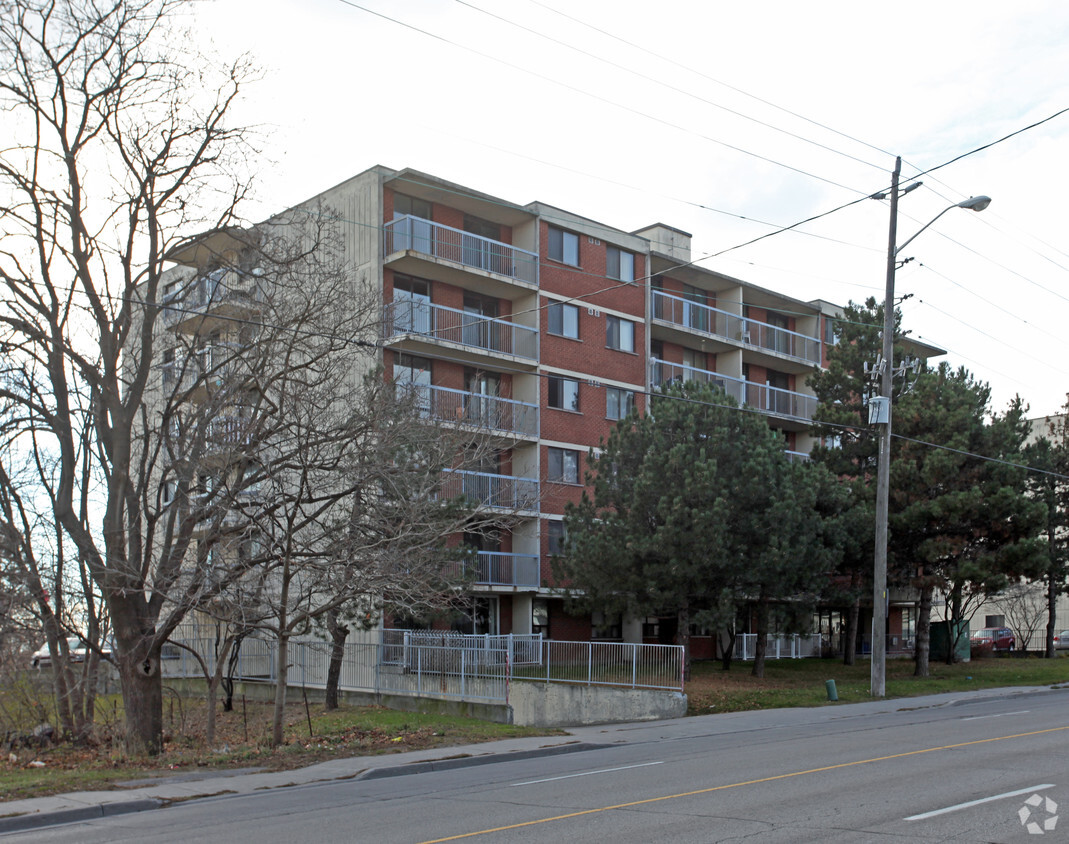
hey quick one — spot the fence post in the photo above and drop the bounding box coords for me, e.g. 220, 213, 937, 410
631, 643, 637, 689
461, 649, 466, 698
588, 642, 593, 685
417, 647, 422, 695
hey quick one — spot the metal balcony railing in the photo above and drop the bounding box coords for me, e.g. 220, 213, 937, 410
650, 361, 817, 422
441, 469, 540, 512
384, 300, 538, 362
161, 343, 246, 394
384, 215, 539, 286
401, 384, 538, 438
454, 551, 540, 588
162, 268, 264, 324
651, 290, 821, 365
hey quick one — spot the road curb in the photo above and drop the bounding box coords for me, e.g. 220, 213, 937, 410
358, 741, 601, 780
0, 798, 162, 834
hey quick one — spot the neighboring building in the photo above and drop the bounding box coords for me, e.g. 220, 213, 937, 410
159, 165, 938, 651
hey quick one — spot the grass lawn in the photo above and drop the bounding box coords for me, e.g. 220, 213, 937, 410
0, 698, 561, 802
685, 652, 1069, 715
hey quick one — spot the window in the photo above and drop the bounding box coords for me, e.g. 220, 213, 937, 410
606, 387, 635, 420
606, 315, 635, 352
547, 447, 580, 484
823, 316, 839, 346
547, 301, 579, 339
548, 376, 579, 411
532, 598, 550, 636
548, 226, 579, 266
546, 521, 566, 555
591, 610, 622, 640
606, 246, 634, 282
394, 193, 432, 220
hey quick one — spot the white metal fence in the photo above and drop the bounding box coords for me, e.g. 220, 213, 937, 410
162, 632, 684, 704
732, 633, 824, 661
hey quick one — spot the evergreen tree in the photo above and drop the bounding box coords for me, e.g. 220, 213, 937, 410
892, 365, 1045, 672
559, 382, 844, 678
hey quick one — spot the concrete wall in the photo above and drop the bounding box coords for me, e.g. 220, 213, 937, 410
164, 676, 685, 728
508, 681, 687, 727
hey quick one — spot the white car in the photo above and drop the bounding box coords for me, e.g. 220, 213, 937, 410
1054, 630, 1069, 651
31, 636, 111, 668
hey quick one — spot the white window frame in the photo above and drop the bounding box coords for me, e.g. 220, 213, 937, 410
547, 447, 580, 484
606, 315, 635, 353
606, 246, 634, 282
606, 387, 635, 420
548, 226, 579, 266
547, 301, 579, 339
548, 376, 580, 412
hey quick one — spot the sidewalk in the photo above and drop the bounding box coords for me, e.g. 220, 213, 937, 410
1, 685, 1062, 834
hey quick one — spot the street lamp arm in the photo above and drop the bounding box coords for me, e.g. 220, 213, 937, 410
893, 196, 991, 257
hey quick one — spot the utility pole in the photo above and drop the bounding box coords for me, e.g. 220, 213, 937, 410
870, 156, 900, 698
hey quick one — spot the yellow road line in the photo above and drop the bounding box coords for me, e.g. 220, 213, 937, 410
419, 725, 1069, 843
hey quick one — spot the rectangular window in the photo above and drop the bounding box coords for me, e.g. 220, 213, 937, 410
547, 301, 579, 339
606, 315, 635, 352
548, 226, 579, 266
547, 521, 566, 555
548, 376, 579, 411
823, 316, 839, 346
606, 387, 635, 420
394, 193, 432, 220
547, 447, 580, 484
606, 246, 634, 282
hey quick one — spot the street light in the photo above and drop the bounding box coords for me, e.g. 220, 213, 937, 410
870, 156, 990, 697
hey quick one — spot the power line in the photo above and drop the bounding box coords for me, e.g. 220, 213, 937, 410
335, 0, 871, 195
456, 0, 889, 175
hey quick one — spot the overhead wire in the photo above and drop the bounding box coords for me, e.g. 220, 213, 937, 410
334, 0, 871, 195
455, 0, 889, 175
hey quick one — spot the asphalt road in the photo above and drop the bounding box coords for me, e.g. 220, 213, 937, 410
10, 689, 1069, 843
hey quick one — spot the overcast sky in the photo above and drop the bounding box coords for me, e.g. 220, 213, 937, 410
193, 0, 1069, 418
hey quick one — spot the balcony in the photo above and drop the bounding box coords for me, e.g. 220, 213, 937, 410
161, 343, 245, 396
384, 300, 538, 365
441, 469, 540, 513
650, 360, 817, 425
384, 215, 538, 294
651, 290, 821, 368
456, 551, 540, 588
405, 384, 538, 440
163, 268, 263, 332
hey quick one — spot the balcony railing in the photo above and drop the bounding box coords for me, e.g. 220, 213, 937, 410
650, 360, 817, 422
161, 343, 246, 394
384, 215, 538, 286
163, 268, 264, 325
651, 290, 821, 365
441, 469, 540, 512
402, 384, 538, 438
455, 551, 540, 588
384, 300, 538, 362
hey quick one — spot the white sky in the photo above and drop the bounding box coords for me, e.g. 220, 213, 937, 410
193, 0, 1069, 418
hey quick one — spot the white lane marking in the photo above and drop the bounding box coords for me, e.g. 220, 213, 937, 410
905, 784, 1056, 821
961, 710, 1031, 721
511, 761, 664, 786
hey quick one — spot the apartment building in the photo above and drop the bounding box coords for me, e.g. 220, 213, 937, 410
162, 165, 873, 648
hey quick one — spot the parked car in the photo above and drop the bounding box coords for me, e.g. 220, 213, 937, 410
31, 636, 112, 668
1053, 630, 1069, 651
970, 627, 1015, 652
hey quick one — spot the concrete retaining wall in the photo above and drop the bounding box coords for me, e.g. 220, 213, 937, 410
509, 681, 687, 727
162, 677, 686, 728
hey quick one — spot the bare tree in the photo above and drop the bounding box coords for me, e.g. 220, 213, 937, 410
0, 0, 256, 753
990, 582, 1046, 654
